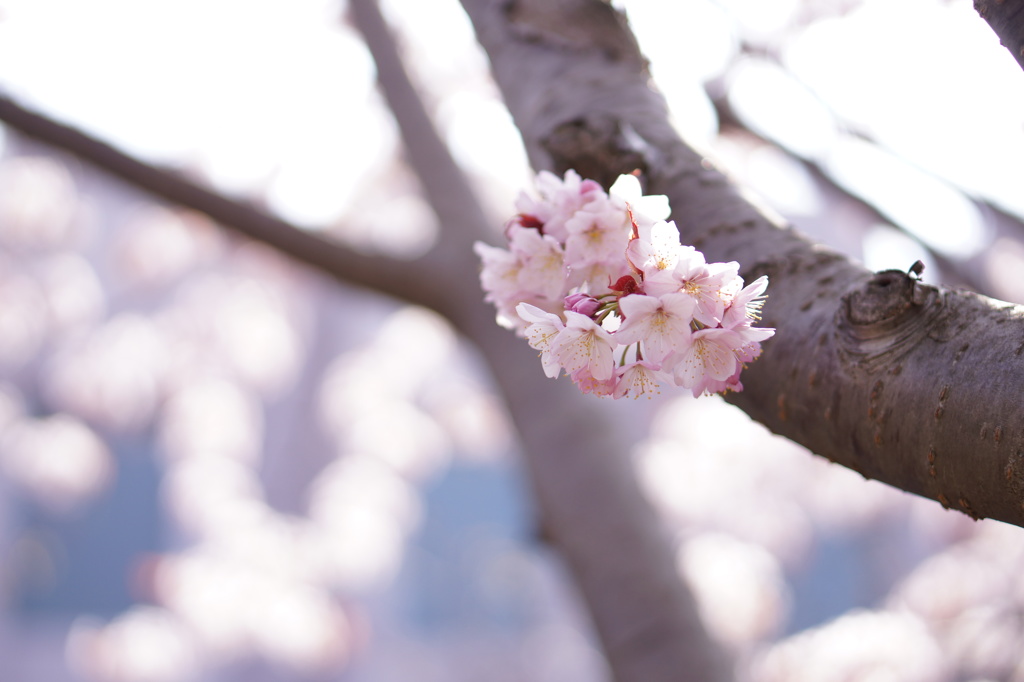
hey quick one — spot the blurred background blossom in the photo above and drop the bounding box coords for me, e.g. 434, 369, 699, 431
0, 0, 1022, 680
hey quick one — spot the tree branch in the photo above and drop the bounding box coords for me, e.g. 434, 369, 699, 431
710, 92, 989, 295
975, 0, 1024, 73
0, 93, 443, 310
346, 0, 489, 283
348, 1, 732, 679
460, 0, 1024, 528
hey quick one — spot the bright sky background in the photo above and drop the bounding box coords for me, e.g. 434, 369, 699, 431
1, 0, 1021, 258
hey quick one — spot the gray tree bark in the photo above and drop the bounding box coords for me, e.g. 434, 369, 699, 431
461, 0, 1024, 526
975, 0, 1024, 73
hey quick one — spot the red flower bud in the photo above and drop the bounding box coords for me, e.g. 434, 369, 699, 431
610, 275, 641, 296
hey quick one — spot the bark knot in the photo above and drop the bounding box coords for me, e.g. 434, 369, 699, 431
836, 268, 947, 371
845, 269, 926, 326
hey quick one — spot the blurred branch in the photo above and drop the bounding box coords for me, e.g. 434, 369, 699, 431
460, 0, 1024, 528
0, 93, 443, 309
975, 0, 1024, 73
347, 1, 733, 681
711, 41, 1024, 298
709, 92, 990, 296
344, 0, 487, 281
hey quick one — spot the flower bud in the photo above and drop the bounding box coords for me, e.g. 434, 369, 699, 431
564, 292, 601, 317
610, 275, 641, 297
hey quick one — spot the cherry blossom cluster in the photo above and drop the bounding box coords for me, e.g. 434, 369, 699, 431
475, 170, 774, 399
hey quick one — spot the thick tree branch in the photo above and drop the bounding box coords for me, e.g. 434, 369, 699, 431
348, 1, 732, 680
460, 0, 1024, 528
0, 93, 443, 310
975, 0, 1024, 73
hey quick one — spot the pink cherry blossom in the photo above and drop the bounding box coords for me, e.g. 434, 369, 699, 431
572, 366, 619, 397
671, 327, 743, 390
475, 242, 520, 300
508, 226, 568, 301
564, 202, 631, 269
615, 293, 696, 364
723, 275, 769, 329
675, 258, 741, 326
625, 220, 686, 276
517, 303, 566, 378
474, 242, 531, 329
613, 360, 665, 399
552, 312, 616, 381
477, 170, 774, 399
732, 325, 775, 363
688, 364, 744, 398
515, 169, 604, 243
609, 174, 670, 232
566, 260, 632, 296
